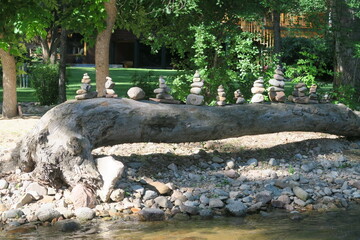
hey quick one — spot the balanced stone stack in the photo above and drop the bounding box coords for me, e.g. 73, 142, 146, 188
250, 77, 265, 103
75, 73, 97, 100
308, 84, 319, 103
150, 77, 180, 104
268, 66, 286, 102
234, 89, 246, 104
104, 77, 118, 98
290, 82, 308, 104
154, 76, 173, 100
216, 85, 226, 106
186, 70, 204, 105
320, 93, 331, 103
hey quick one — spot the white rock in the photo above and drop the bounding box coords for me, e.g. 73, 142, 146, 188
127, 87, 145, 100
75, 207, 95, 220
36, 204, 61, 222
251, 94, 264, 103
96, 156, 125, 202
143, 190, 158, 201
110, 189, 125, 202
26, 182, 47, 196
209, 198, 224, 208
0, 179, 9, 190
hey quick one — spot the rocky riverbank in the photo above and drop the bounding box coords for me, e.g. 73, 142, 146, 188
1, 115, 360, 235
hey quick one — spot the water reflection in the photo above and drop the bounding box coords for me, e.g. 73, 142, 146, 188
3, 205, 360, 240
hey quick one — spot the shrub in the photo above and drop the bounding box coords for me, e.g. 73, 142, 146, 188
330, 85, 360, 110
131, 71, 162, 99
29, 64, 59, 105
284, 51, 332, 87
281, 37, 334, 83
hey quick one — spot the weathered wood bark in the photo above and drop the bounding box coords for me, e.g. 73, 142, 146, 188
11, 98, 360, 188
332, 0, 360, 90
0, 48, 18, 118
95, 0, 116, 97
273, 10, 281, 54
58, 27, 67, 103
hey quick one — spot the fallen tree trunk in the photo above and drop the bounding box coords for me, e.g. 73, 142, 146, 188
9, 98, 360, 188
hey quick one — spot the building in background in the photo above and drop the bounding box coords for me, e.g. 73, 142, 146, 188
66, 29, 173, 68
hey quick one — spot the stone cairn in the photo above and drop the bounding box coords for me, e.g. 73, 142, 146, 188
186, 70, 204, 105
268, 66, 286, 102
154, 76, 173, 100
104, 77, 118, 98
289, 83, 308, 104
216, 85, 226, 106
234, 89, 246, 104
150, 76, 180, 104
320, 92, 331, 103
308, 84, 319, 103
75, 73, 97, 100
250, 77, 265, 103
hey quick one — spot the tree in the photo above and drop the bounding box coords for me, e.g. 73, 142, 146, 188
7, 98, 360, 188
0, 0, 54, 118
95, 0, 116, 97
36, 26, 60, 64
332, 0, 360, 91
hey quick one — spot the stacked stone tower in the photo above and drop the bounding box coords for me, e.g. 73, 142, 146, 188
186, 70, 204, 105
216, 85, 226, 106
268, 66, 286, 102
250, 77, 265, 103
75, 73, 97, 100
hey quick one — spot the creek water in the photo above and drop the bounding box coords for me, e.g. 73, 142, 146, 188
3, 205, 360, 240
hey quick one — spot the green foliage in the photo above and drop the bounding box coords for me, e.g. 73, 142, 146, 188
281, 37, 333, 67
29, 64, 59, 105
131, 71, 164, 99
0, 0, 55, 56
285, 51, 332, 86
288, 165, 295, 175
330, 85, 360, 110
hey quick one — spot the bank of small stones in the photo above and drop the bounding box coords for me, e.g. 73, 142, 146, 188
1, 140, 360, 233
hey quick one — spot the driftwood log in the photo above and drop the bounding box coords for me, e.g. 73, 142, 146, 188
8, 98, 360, 188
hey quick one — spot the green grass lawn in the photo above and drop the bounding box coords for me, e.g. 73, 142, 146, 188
0, 66, 334, 103
0, 67, 177, 103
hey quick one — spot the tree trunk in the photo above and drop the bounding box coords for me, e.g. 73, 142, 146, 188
58, 27, 67, 103
95, 0, 117, 97
273, 10, 281, 54
332, 0, 360, 89
0, 49, 18, 118
40, 37, 51, 64
10, 98, 360, 188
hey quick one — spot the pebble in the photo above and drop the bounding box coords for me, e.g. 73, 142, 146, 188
209, 198, 224, 208
36, 205, 61, 222
138, 208, 165, 221
293, 187, 309, 201
154, 196, 172, 208
247, 158, 258, 167
54, 219, 81, 232
226, 160, 235, 169
225, 201, 247, 216
110, 189, 125, 202
212, 156, 224, 163
268, 158, 278, 166
75, 207, 95, 221
0, 179, 9, 190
